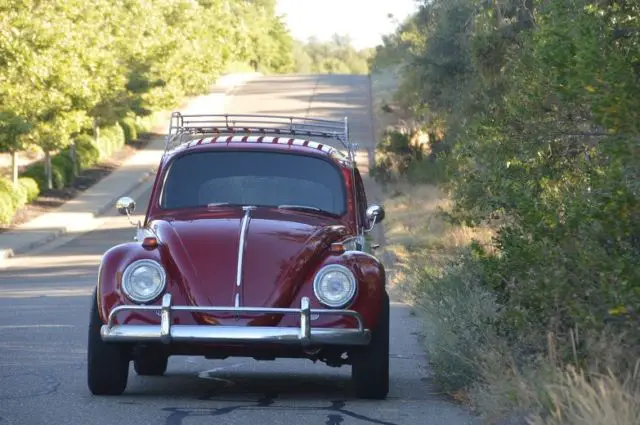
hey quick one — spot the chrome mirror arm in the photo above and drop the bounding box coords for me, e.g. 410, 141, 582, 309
364, 204, 385, 233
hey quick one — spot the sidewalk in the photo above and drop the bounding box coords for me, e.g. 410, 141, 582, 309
0, 72, 261, 266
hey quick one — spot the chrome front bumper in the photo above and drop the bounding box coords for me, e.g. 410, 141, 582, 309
100, 293, 371, 346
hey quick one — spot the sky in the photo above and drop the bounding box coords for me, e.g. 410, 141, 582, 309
275, 0, 420, 50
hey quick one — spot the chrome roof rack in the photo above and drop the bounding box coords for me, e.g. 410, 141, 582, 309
165, 113, 354, 159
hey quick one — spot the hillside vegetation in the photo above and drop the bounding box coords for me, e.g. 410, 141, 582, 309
370, 1, 640, 424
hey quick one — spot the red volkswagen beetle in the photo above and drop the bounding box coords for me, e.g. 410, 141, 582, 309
87, 114, 389, 399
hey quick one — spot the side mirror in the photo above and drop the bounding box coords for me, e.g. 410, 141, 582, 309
116, 196, 136, 216
366, 204, 385, 231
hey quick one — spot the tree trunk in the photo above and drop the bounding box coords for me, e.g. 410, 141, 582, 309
11, 151, 18, 187
494, 1, 504, 26
45, 151, 52, 190
70, 143, 78, 176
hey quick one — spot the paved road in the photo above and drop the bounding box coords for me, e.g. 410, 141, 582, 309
0, 75, 479, 425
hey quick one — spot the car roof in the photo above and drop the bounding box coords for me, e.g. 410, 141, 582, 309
166, 135, 354, 168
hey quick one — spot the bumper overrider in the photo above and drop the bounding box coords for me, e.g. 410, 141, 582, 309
100, 293, 371, 346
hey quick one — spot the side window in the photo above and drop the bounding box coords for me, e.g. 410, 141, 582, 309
353, 168, 368, 230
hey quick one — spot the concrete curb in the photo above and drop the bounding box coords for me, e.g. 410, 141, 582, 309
0, 169, 157, 265
0, 72, 262, 266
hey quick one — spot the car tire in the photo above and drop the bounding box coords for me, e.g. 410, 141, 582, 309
87, 289, 130, 395
351, 291, 390, 399
133, 346, 169, 376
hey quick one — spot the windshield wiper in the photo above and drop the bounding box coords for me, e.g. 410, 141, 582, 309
207, 202, 244, 208
277, 204, 338, 217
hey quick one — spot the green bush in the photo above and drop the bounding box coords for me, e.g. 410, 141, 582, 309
370, 129, 436, 185
405, 155, 449, 184
12, 182, 28, 208
21, 164, 45, 190
18, 177, 40, 202
414, 249, 500, 392
50, 166, 66, 189
119, 117, 138, 143
0, 177, 26, 210
372, 0, 640, 421
51, 153, 75, 185
96, 123, 125, 158
134, 116, 152, 134
0, 191, 14, 225
22, 162, 66, 191
74, 134, 100, 170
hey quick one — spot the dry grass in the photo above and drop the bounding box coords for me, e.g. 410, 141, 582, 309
383, 182, 493, 271
467, 329, 640, 425
526, 363, 640, 425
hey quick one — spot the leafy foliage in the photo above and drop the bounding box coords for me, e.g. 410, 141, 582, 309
119, 118, 138, 144
373, 0, 640, 419
0, 0, 296, 184
18, 177, 39, 203
0, 0, 302, 223
292, 35, 373, 74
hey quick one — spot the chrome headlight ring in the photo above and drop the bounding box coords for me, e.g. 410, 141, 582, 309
121, 259, 167, 304
312, 264, 357, 308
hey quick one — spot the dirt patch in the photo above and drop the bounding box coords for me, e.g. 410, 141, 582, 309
0, 134, 159, 233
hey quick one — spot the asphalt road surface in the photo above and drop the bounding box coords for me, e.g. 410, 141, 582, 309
0, 75, 479, 425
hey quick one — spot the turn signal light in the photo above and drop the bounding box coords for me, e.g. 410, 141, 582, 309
330, 242, 345, 254
142, 236, 158, 249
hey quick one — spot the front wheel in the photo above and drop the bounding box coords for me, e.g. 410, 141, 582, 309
351, 292, 390, 399
87, 289, 130, 395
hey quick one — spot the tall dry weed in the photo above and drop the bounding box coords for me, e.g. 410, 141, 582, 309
527, 361, 640, 425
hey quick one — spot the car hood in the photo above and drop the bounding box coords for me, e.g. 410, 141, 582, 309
152, 209, 348, 324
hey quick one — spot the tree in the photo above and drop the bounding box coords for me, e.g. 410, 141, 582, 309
0, 0, 298, 191
371, 0, 640, 364
0, 112, 32, 186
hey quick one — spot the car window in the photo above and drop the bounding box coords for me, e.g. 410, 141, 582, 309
354, 168, 368, 228
160, 150, 347, 215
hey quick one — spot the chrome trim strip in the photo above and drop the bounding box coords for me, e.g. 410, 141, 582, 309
235, 206, 256, 306
101, 294, 370, 346
101, 325, 370, 346
160, 293, 172, 344
300, 297, 311, 343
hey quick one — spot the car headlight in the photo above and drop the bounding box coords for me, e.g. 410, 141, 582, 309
313, 264, 357, 308
121, 259, 167, 303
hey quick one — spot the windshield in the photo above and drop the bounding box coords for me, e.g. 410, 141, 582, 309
160, 150, 347, 215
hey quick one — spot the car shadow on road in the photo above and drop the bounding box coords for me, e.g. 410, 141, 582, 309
127, 368, 357, 401
118, 369, 405, 425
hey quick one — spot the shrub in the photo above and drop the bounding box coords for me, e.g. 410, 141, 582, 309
413, 249, 500, 392
369, 129, 451, 185
369, 154, 396, 185
74, 134, 100, 170
50, 166, 66, 189
134, 116, 152, 134
0, 191, 14, 225
51, 153, 74, 185
21, 164, 45, 190
119, 117, 138, 143
405, 154, 449, 185
22, 162, 66, 191
18, 177, 40, 202
96, 123, 125, 158
12, 182, 28, 208
0, 177, 26, 210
